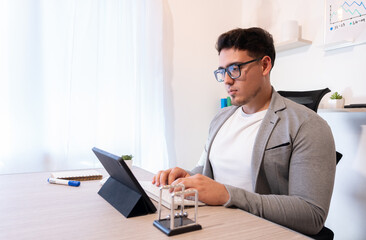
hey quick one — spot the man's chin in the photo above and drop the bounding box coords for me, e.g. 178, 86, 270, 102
230, 97, 247, 106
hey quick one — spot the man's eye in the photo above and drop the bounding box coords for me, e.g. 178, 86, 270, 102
229, 65, 239, 71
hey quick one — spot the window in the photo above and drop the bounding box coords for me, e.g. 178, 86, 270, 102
0, 0, 169, 174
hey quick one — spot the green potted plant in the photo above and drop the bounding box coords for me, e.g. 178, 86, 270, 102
119, 154, 133, 169
328, 92, 344, 109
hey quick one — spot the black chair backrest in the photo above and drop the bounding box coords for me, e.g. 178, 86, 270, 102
278, 88, 331, 112
336, 151, 342, 165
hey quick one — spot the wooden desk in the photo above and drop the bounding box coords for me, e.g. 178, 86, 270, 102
0, 167, 308, 240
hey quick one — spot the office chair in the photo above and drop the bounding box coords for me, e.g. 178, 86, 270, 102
278, 88, 330, 112
278, 88, 342, 240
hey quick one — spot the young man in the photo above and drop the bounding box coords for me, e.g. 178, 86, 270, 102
152, 27, 336, 235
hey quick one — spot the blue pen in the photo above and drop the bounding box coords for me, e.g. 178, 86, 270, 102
48, 177, 80, 187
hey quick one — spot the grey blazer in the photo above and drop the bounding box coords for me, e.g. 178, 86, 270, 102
190, 90, 336, 235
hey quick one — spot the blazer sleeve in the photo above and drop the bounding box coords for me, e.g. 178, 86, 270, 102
223, 115, 336, 235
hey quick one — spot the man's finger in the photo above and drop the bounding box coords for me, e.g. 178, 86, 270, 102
168, 168, 182, 185
155, 170, 166, 186
159, 170, 170, 186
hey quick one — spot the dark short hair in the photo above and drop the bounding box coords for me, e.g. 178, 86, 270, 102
216, 27, 276, 68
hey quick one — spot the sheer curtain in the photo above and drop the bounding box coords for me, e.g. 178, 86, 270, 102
0, 0, 169, 174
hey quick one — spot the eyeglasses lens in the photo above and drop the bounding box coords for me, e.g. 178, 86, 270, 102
228, 65, 240, 79
215, 70, 225, 82
214, 63, 244, 82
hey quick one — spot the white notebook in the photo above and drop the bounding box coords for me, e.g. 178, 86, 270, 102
138, 180, 205, 210
51, 170, 103, 181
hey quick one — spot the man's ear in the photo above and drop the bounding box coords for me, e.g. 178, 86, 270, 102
261, 56, 272, 76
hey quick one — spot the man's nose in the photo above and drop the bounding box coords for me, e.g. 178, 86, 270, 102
223, 72, 234, 85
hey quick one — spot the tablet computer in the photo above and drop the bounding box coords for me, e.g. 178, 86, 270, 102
92, 147, 156, 217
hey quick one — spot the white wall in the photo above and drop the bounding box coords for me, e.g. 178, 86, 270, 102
319, 112, 366, 239
166, 0, 242, 170
167, 0, 366, 239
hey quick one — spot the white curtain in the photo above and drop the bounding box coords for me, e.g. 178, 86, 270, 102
0, 0, 169, 174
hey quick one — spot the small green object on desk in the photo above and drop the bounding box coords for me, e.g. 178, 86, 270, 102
330, 92, 342, 100
120, 154, 133, 162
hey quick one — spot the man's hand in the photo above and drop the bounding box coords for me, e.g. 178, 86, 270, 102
152, 167, 190, 187
171, 174, 230, 206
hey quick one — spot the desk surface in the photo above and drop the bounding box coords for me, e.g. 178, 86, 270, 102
0, 167, 308, 240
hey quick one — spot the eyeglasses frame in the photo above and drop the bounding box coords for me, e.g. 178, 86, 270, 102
214, 57, 263, 82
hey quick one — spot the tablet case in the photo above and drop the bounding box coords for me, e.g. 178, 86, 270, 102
92, 147, 157, 218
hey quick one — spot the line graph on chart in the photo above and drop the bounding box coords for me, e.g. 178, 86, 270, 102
330, 1, 366, 24
325, 0, 366, 47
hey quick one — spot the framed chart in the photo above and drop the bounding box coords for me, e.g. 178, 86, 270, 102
325, 0, 366, 49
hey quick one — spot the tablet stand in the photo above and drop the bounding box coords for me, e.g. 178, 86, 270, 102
98, 177, 152, 218
153, 184, 202, 236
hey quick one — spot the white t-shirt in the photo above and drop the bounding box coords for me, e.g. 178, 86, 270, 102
209, 107, 267, 192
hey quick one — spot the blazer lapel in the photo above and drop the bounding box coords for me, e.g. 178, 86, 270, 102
251, 90, 285, 193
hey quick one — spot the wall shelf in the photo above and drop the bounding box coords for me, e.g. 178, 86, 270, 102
275, 38, 312, 52
318, 108, 366, 113
323, 40, 354, 51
